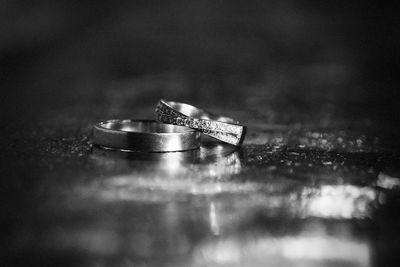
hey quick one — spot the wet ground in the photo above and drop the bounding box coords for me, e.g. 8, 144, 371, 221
1, 1, 400, 267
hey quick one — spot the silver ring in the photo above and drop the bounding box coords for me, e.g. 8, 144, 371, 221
155, 100, 246, 146
93, 119, 201, 152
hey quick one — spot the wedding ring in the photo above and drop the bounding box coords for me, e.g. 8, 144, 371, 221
93, 120, 201, 152
155, 100, 246, 146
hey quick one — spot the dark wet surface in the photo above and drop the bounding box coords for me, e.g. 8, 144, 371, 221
1, 1, 400, 267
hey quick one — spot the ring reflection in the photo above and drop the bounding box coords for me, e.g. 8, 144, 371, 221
87, 141, 242, 202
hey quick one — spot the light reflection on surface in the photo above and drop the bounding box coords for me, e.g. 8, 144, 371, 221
86, 144, 243, 201
84, 149, 379, 219
209, 202, 221, 235
377, 172, 400, 190
190, 234, 370, 267
299, 185, 376, 219
76, 180, 377, 227
38, 145, 389, 267
13, 168, 382, 267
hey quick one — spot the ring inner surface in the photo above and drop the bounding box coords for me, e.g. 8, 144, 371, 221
102, 120, 190, 133
168, 101, 236, 123
169, 102, 207, 118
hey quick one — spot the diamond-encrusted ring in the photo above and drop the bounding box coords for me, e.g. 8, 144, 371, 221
155, 100, 247, 146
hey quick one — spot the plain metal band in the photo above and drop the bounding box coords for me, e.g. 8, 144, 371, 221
93, 120, 201, 152
155, 100, 246, 146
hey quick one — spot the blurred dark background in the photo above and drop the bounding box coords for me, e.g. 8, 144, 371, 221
1, 0, 399, 129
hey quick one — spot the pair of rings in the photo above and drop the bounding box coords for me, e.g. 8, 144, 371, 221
93, 100, 247, 152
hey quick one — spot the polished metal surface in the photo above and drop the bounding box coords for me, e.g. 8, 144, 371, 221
156, 100, 247, 146
93, 119, 201, 152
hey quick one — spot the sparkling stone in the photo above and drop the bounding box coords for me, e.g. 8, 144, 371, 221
209, 121, 216, 130
200, 120, 207, 129
185, 119, 190, 127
